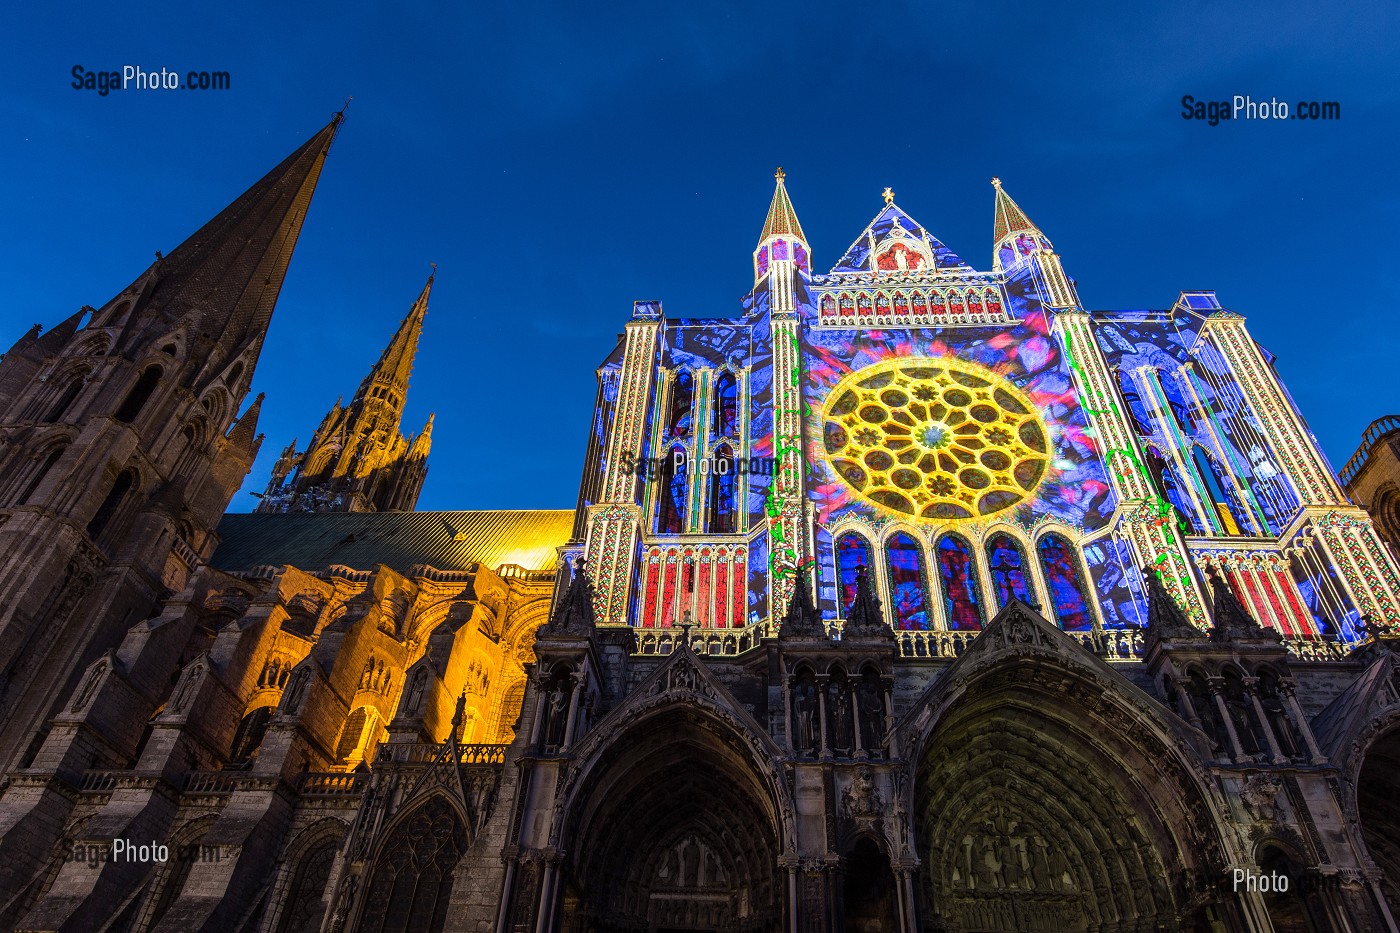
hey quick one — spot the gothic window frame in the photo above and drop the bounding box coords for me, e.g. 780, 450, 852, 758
707, 442, 738, 535
664, 368, 695, 442
227, 705, 275, 768
12, 439, 68, 505
1190, 443, 1247, 535
933, 533, 985, 631
86, 467, 138, 541
130, 815, 217, 933
712, 369, 739, 441
115, 364, 163, 424
834, 530, 874, 619
1035, 531, 1096, 632
883, 529, 932, 631
654, 443, 688, 535
984, 530, 1037, 610
266, 820, 346, 933
355, 795, 470, 933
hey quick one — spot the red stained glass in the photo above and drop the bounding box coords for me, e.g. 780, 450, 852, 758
949, 293, 965, 315
642, 551, 660, 627
821, 294, 836, 317
911, 292, 928, 314
840, 293, 855, 316
893, 292, 909, 314
967, 292, 983, 314
931, 293, 947, 314
661, 551, 677, 628
715, 555, 728, 627
732, 559, 746, 627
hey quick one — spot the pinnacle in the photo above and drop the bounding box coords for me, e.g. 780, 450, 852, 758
991, 178, 1048, 250
759, 169, 807, 246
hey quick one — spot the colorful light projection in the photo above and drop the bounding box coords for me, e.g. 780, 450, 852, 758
885, 532, 931, 629
806, 319, 1115, 534
935, 534, 985, 631
835, 532, 872, 615
1038, 532, 1093, 631
819, 357, 1050, 524
985, 533, 1034, 608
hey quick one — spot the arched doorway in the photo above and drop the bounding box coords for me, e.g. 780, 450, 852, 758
841, 837, 898, 932
912, 662, 1228, 932
559, 707, 786, 932
1357, 724, 1400, 911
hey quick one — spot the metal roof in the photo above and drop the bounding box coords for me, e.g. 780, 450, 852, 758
212, 509, 574, 575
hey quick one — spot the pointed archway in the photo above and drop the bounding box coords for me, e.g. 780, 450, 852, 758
556, 651, 792, 932
902, 602, 1234, 932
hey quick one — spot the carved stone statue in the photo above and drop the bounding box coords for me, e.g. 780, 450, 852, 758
793, 678, 817, 754
827, 679, 853, 753
856, 678, 884, 752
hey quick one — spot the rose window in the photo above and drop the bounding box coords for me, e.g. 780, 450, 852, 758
821, 358, 1049, 522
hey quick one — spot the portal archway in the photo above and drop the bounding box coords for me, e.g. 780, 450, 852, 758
559, 705, 787, 932
910, 655, 1231, 932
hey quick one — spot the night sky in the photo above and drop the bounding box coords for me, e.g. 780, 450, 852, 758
4, 1, 1396, 511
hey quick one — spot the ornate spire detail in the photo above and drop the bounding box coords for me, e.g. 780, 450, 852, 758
843, 566, 892, 638
1142, 565, 1203, 640
779, 571, 827, 639
1207, 567, 1278, 643
991, 177, 1051, 259
360, 267, 432, 400
254, 271, 434, 514
758, 168, 807, 246
882, 187, 895, 205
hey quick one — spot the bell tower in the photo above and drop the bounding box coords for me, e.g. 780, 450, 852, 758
0, 114, 340, 767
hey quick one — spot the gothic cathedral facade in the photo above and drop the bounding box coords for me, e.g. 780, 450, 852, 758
2, 119, 1400, 933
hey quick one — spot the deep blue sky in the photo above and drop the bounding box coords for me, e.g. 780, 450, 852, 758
4, 1, 1396, 511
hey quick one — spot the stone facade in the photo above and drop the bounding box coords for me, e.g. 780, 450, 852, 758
2, 126, 1400, 933
1342, 416, 1400, 557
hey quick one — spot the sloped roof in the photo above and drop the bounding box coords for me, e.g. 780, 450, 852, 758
212, 509, 574, 575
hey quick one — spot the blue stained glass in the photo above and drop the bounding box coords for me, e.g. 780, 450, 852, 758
656, 445, 687, 534
1038, 533, 1092, 631
836, 533, 872, 616
935, 535, 983, 631
885, 532, 930, 630
985, 534, 1033, 608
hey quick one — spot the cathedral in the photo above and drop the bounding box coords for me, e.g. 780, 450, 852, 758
1, 114, 1399, 933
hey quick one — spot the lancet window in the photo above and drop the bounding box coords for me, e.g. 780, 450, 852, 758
1037, 533, 1093, 631
885, 532, 931, 630
985, 533, 1034, 608
835, 532, 873, 616
935, 534, 984, 631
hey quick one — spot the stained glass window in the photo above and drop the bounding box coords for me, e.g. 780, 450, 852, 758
666, 370, 694, 440
713, 372, 738, 438
836, 533, 873, 616
935, 535, 983, 630
985, 533, 1033, 608
656, 446, 687, 534
359, 797, 467, 933
709, 444, 736, 535
1038, 533, 1092, 631
885, 532, 930, 630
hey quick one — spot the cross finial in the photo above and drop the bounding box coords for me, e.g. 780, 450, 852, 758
882, 187, 895, 205
680, 609, 696, 641
775, 167, 786, 182
991, 176, 1002, 189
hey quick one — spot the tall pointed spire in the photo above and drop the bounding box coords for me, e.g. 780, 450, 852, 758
759, 168, 807, 245
357, 266, 432, 401
991, 177, 1052, 269
118, 114, 342, 386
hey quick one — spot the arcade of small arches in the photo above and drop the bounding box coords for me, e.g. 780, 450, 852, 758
815, 285, 1006, 322
1159, 660, 1320, 766
831, 524, 1098, 633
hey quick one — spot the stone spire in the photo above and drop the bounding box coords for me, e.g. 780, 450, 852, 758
1143, 565, 1203, 640
543, 562, 597, 636
255, 270, 435, 514
1207, 567, 1276, 642
991, 177, 1053, 271
759, 168, 808, 246
843, 566, 892, 637
114, 114, 343, 389
225, 392, 266, 453
779, 570, 827, 639
355, 267, 432, 404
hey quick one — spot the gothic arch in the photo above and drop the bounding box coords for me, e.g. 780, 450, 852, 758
1334, 691, 1400, 912
355, 793, 470, 933
553, 659, 796, 931
265, 818, 347, 933
901, 608, 1234, 932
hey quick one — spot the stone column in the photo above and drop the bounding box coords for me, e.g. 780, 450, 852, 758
782, 674, 795, 752
1170, 675, 1202, 728
1208, 677, 1248, 761
883, 678, 898, 759
561, 674, 585, 750
527, 680, 549, 749
851, 688, 864, 758
1281, 680, 1328, 764
1244, 677, 1287, 764
816, 676, 830, 759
